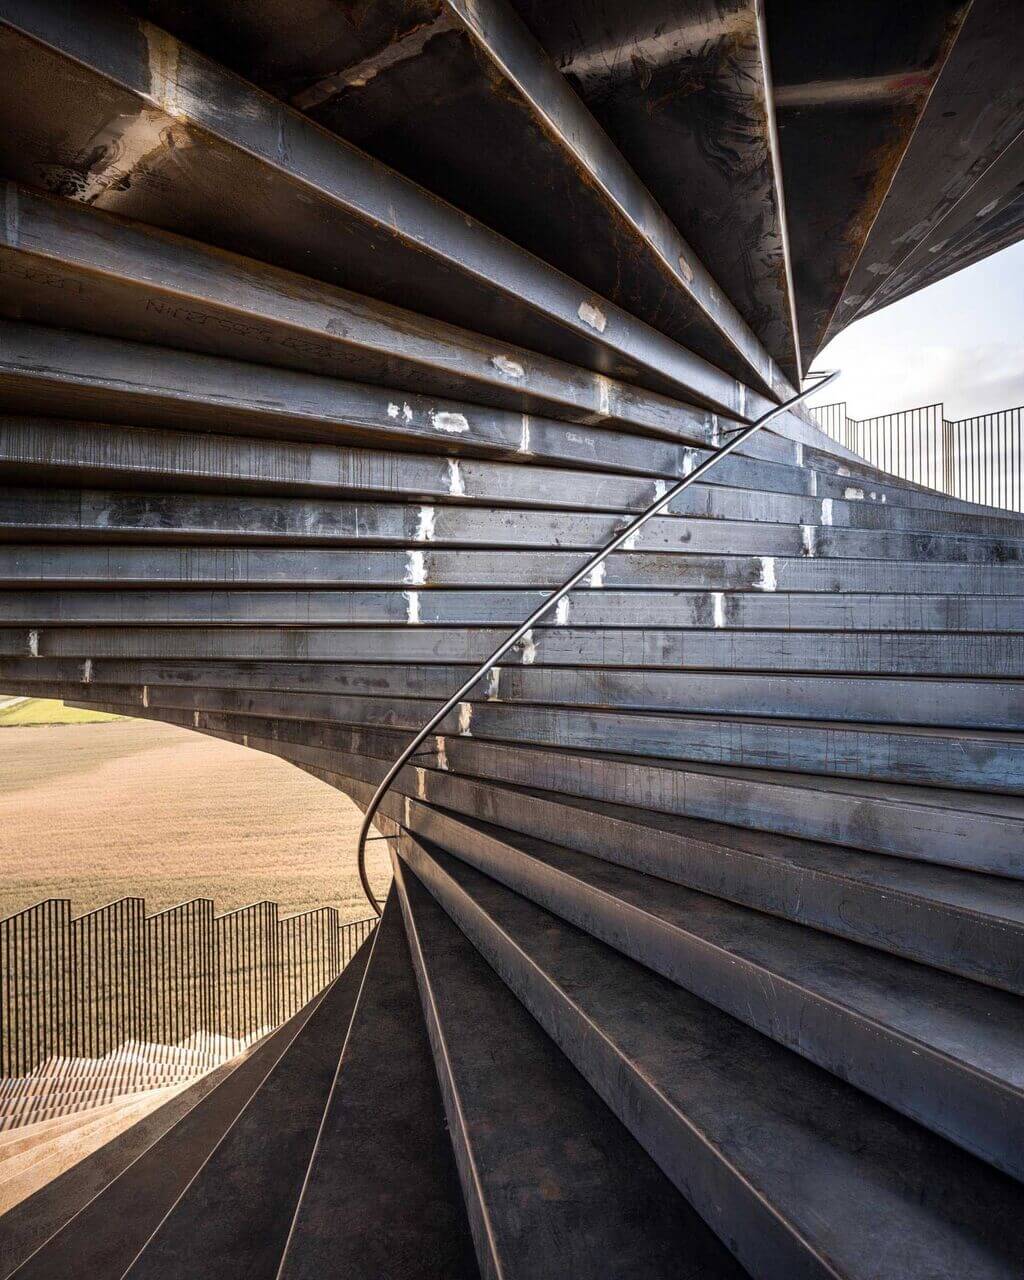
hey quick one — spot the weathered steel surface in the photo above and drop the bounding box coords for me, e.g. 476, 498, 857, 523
509, 0, 801, 383
0, 1, 759, 410
766, 0, 969, 362
829, 0, 1024, 337
3, 4, 1024, 1274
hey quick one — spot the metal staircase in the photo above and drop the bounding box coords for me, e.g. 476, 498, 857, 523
1, 1, 1024, 1276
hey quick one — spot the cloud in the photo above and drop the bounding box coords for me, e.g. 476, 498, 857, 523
807, 239, 1024, 422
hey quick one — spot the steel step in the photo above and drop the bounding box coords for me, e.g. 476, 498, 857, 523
81, 705, 1024, 879
396, 823, 1024, 1178
124, 941, 371, 1279
11, 657, 1021, 730
4, 624, 1024, 678
392, 854, 748, 1280
399, 835, 1024, 1280
388, 777, 1024, 994
4, 989, 328, 1280
277, 894, 478, 1280
6, 486, 1024, 566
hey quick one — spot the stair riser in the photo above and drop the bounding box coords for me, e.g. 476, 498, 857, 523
7, 658, 1018, 729
32, 680, 1024, 795
394, 784, 1024, 993
3, 626, 1023, 677
5, 490, 1023, 564
398, 834, 1024, 1182
5, 417, 1020, 537
4, 589, 1023, 631
396, 839, 847, 1280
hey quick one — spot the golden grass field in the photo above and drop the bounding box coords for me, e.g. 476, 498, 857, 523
0, 707, 391, 923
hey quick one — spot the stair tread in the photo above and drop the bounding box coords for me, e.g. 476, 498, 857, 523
125, 941, 372, 1279
399, 816, 1024, 1174
6, 988, 328, 1280
394, 855, 748, 1280
278, 894, 479, 1280
402, 836, 1024, 1280
395, 780, 1024, 995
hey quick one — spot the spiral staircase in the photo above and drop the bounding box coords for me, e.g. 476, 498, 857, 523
2, 1, 1024, 1276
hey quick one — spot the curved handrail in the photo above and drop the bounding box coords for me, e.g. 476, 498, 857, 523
356, 369, 841, 913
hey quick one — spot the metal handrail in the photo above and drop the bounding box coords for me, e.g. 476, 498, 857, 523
356, 369, 841, 913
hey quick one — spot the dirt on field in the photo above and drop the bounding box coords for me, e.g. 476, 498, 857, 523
0, 718, 391, 922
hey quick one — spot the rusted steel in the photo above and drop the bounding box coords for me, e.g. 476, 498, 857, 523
509, 0, 802, 384
766, 0, 969, 363
827, 0, 1024, 341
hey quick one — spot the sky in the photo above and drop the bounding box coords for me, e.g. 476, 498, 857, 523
804, 239, 1024, 422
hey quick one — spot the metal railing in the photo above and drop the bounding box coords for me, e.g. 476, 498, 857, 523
356, 370, 841, 913
811, 400, 1024, 512
1, 897, 375, 1077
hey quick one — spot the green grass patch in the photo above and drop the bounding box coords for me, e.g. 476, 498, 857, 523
0, 698, 126, 727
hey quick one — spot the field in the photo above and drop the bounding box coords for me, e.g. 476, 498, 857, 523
0, 710, 391, 923
0, 696, 124, 726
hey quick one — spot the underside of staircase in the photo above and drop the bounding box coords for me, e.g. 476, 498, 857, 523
2, 1, 1024, 1277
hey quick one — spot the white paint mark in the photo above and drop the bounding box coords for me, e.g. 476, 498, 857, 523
518, 415, 531, 454
81, 659, 93, 684
242, 733, 249, 749
682, 450, 697, 477
710, 416, 721, 447
977, 197, 1000, 219
756, 556, 777, 591
436, 736, 449, 770
821, 498, 833, 526
458, 702, 473, 736
193, 709, 200, 727
677, 253, 694, 283
404, 590, 421, 624
403, 403, 413, 422
486, 667, 501, 701
28, 630, 39, 658
738, 383, 747, 418
387, 402, 400, 419
588, 562, 606, 588
415, 505, 436, 542
404, 796, 411, 827
405, 549, 427, 585
869, 491, 877, 500
809, 470, 818, 497
654, 479, 668, 501
837, 466, 850, 476
578, 299, 607, 332
801, 524, 817, 557
844, 487, 865, 501
430, 410, 469, 434
416, 766, 426, 799
597, 375, 612, 417
520, 630, 537, 664
142, 685, 149, 708
712, 592, 726, 628
795, 442, 804, 468
491, 354, 524, 379
622, 528, 640, 551
555, 598, 570, 626
292, 10, 462, 108
447, 457, 465, 497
